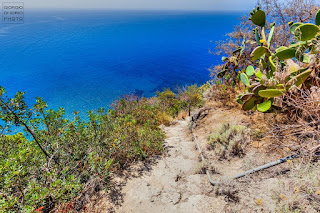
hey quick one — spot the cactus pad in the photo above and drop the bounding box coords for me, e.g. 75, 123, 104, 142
240, 93, 253, 102
255, 69, 263, 79
289, 22, 302, 34
273, 47, 296, 60
251, 46, 267, 61
257, 99, 272, 112
267, 25, 275, 47
242, 96, 257, 111
258, 89, 284, 98
250, 10, 266, 27
269, 56, 276, 71
240, 73, 250, 86
316, 9, 320, 26
246, 66, 255, 76
252, 84, 265, 96
255, 29, 261, 45
288, 69, 312, 87
294, 23, 320, 41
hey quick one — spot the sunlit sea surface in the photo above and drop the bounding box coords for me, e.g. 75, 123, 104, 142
0, 10, 242, 118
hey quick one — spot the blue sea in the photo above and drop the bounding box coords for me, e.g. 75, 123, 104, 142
0, 10, 242, 118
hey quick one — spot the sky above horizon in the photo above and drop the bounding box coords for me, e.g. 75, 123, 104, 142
21, 0, 257, 11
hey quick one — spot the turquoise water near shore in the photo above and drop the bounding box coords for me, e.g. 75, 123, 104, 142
0, 10, 242, 117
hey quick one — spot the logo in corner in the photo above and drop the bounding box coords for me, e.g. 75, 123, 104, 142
3, 2, 24, 24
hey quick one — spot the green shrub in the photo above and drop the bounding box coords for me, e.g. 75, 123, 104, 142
178, 85, 204, 115
0, 89, 165, 212
157, 89, 186, 117
208, 124, 249, 159
157, 85, 204, 117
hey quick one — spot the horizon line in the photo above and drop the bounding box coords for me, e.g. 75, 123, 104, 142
23, 7, 249, 12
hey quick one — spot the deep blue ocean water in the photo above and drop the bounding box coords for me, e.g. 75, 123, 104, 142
0, 10, 242, 118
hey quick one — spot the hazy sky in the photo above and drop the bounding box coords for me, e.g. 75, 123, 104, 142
21, 0, 258, 11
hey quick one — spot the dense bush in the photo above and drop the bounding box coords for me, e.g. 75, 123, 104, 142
0, 85, 203, 212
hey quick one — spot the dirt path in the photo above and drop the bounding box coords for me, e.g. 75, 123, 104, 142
115, 118, 223, 213
92, 105, 313, 212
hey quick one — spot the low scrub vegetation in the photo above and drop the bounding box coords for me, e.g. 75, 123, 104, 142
0, 85, 203, 212
208, 124, 250, 159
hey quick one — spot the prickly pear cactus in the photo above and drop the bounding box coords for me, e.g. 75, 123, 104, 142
237, 8, 320, 112
267, 23, 275, 47
240, 73, 250, 86
246, 66, 255, 76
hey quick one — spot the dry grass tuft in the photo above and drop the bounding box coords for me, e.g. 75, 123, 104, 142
192, 161, 208, 175
273, 160, 320, 213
